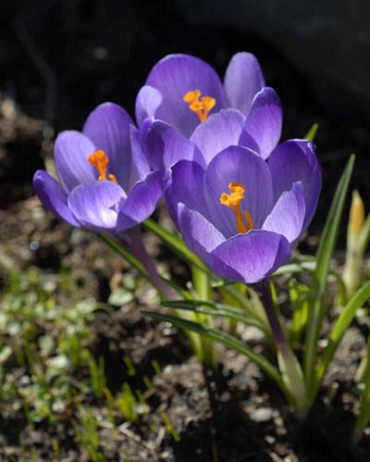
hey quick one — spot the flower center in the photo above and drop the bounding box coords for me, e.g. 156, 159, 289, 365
183, 89, 216, 123
88, 150, 117, 183
220, 182, 254, 234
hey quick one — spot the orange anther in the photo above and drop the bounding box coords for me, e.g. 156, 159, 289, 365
183, 89, 216, 123
220, 182, 254, 234
88, 150, 117, 183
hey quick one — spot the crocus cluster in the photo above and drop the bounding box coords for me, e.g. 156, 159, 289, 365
34, 52, 321, 284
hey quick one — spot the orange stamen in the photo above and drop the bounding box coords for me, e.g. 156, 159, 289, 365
220, 182, 254, 234
88, 150, 117, 183
183, 89, 216, 122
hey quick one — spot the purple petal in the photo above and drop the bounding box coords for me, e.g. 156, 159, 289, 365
144, 120, 205, 172
204, 146, 274, 237
33, 170, 80, 227
135, 85, 163, 127
129, 125, 151, 185
164, 160, 208, 226
178, 203, 228, 270
190, 109, 245, 165
262, 182, 306, 244
268, 140, 321, 229
68, 181, 126, 234
54, 131, 97, 193
239, 88, 282, 160
146, 54, 227, 137
116, 171, 163, 232
212, 230, 291, 283
83, 102, 134, 190
224, 52, 266, 116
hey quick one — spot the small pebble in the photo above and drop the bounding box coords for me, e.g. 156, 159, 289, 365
250, 407, 274, 423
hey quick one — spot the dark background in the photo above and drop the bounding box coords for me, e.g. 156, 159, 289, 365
1, 0, 370, 240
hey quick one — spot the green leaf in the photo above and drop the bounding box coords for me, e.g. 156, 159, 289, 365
98, 234, 149, 280
273, 261, 316, 276
304, 154, 355, 396
274, 262, 347, 300
163, 299, 271, 338
305, 123, 319, 142
315, 280, 370, 393
143, 310, 290, 399
144, 219, 210, 273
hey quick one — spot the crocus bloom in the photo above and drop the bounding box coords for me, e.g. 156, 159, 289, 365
140, 52, 282, 173
165, 141, 321, 283
33, 102, 162, 239
144, 86, 282, 173
136, 52, 267, 139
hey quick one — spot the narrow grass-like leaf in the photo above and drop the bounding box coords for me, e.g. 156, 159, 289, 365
99, 234, 149, 279
143, 310, 290, 399
304, 154, 355, 396
305, 123, 318, 142
144, 218, 210, 273
163, 299, 271, 338
315, 280, 370, 397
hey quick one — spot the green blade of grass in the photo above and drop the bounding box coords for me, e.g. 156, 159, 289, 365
163, 299, 271, 338
304, 154, 355, 397
144, 218, 210, 274
305, 123, 319, 142
99, 234, 149, 279
143, 310, 291, 400
315, 280, 370, 396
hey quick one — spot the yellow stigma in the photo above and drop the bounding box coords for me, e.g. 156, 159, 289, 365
183, 89, 216, 122
220, 182, 254, 234
88, 150, 117, 183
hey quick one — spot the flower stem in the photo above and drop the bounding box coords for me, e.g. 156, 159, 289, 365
253, 279, 309, 419
192, 265, 215, 367
253, 280, 285, 347
125, 232, 177, 300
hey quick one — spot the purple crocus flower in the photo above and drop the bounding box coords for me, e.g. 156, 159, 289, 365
140, 53, 282, 172
33, 102, 162, 239
164, 140, 321, 284
136, 52, 266, 139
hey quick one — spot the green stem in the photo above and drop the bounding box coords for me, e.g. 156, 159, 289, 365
253, 280, 309, 418
99, 232, 176, 300
192, 266, 215, 367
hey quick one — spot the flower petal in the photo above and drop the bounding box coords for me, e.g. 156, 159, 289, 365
268, 140, 321, 229
83, 102, 134, 190
54, 131, 97, 193
178, 203, 229, 271
144, 120, 204, 172
212, 230, 291, 283
190, 109, 245, 165
135, 85, 163, 127
224, 52, 265, 116
164, 160, 208, 226
68, 181, 126, 234
239, 87, 282, 160
204, 146, 274, 237
116, 171, 163, 232
262, 182, 306, 244
33, 170, 80, 227
145, 54, 227, 137
129, 125, 151, 185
